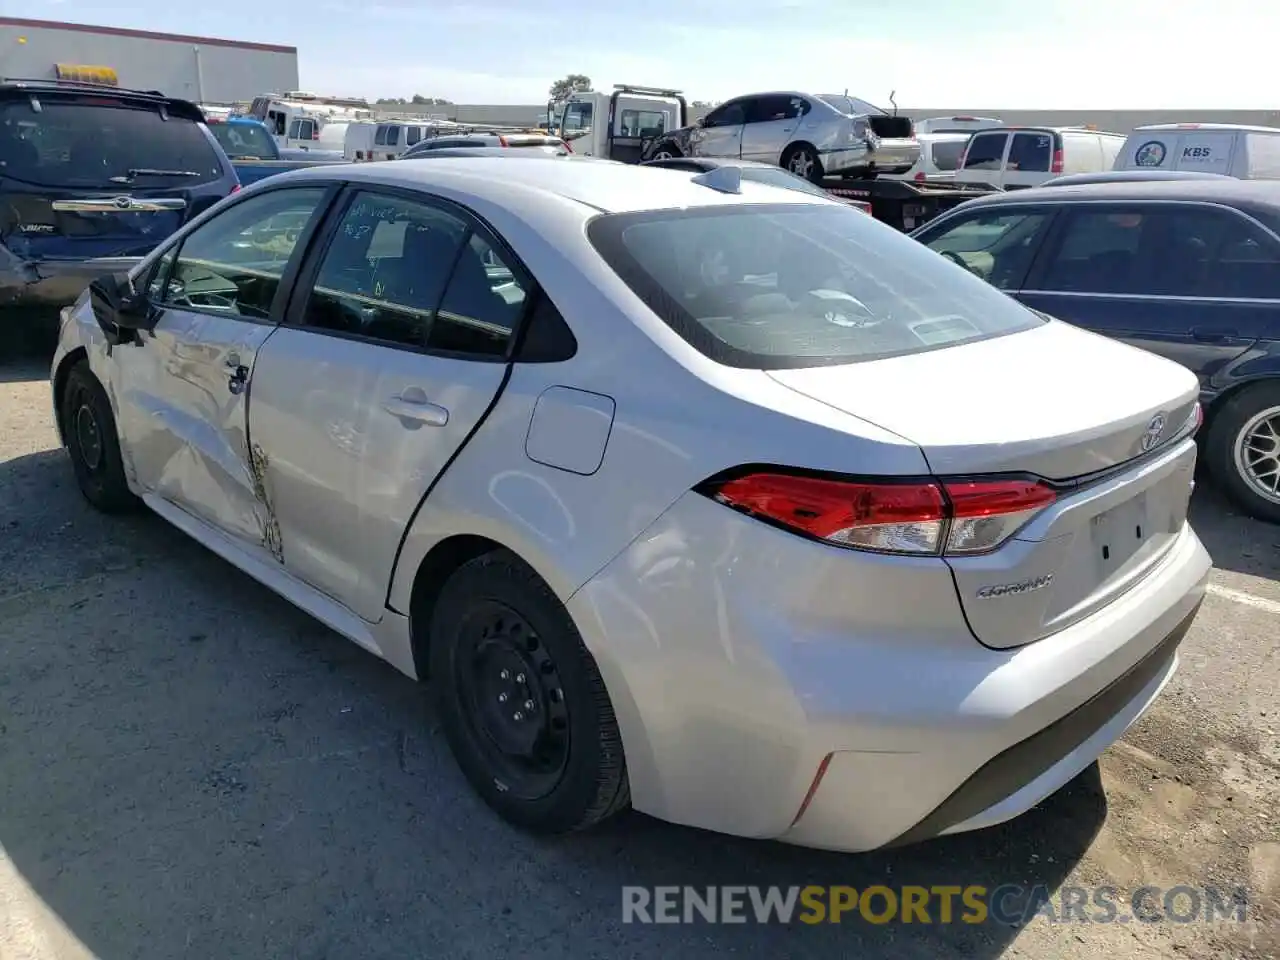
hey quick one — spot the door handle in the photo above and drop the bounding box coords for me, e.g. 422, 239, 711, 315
1190, 327, 1239, 343
382, 389, 449, 427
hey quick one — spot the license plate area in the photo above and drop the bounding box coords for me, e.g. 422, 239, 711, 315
1091, 491, 1150, 580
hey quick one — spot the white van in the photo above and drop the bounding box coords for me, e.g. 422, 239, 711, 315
954, 126, 1126, 190
1113, 123, 1280, 179
343, 120, 378, 161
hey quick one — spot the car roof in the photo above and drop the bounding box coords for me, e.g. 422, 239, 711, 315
953, 177, 1280, 212
275, 156, 826, 214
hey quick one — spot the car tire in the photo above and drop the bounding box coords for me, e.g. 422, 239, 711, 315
782, 143, 824, 183
429, 549, 630, 833
60, 360, 139, 514
1205, 381, 1280, 524
649, 142, 682, 160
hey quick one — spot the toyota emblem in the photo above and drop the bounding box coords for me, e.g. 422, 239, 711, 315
1140, 412, 1167, 452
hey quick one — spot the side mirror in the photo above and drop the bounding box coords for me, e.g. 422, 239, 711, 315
89, 273, 152, 342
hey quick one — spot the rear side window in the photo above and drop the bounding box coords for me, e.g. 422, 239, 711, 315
0, 99, 224, 188
1008, 132, 1052, 172
929, 140, 965, 171
588, 204, 1044, 368
962, 133, 1007, 170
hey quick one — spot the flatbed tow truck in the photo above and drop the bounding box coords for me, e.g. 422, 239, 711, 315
553, 84, 999, 231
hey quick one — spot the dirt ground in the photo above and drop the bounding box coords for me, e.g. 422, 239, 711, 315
1, 355, 1278, 960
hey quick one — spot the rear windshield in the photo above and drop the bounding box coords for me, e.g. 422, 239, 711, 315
588, 203, 1044, 369
210, 122, 275, 159
0, 99, 224, 188
816, 94, 885, 117
929, 140, 965, 171
735, 166, 832, 199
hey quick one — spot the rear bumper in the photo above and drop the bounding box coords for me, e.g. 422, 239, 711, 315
568, 491, 1211, 852
1, 255, 142, 311
823, 138, 920, 175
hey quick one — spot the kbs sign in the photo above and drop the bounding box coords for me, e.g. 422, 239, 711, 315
1175, 136, 1233, 174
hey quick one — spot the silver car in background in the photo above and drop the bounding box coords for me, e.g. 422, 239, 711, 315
644, 91, 920, 181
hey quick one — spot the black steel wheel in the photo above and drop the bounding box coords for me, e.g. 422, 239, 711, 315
429, 549, 630, 833
455, 600, 571, 800
60, 360, 138, 513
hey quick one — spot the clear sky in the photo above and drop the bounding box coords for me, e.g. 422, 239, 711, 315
26, 0, 1280, 107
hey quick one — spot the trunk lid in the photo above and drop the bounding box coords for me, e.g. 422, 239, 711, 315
868, 115, 914, 140
768, 321, 1201, 648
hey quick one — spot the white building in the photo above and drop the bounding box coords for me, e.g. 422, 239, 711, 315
0, 16, 298, 104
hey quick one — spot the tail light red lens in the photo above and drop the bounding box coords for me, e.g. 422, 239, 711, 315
1050, 147, 1064, 173
562, 139, 572, 153
913, 171, 927, 182
702, 471, 1057, 556
229, 183, 241, 194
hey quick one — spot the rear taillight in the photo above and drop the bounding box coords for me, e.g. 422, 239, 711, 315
562, 139, 572, 153
498, 135, 509, 147
229, 183, 241, 194
1051, 148, 1064, 173
1191, 402, 1204, 435
701, 471, 1058, 556
913, 171, 927, 182
312, 129, 319, 140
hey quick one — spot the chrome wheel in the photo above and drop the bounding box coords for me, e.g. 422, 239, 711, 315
788, 150, 814, 178
1233, 404, 1280, 504
652, 149, 675, 160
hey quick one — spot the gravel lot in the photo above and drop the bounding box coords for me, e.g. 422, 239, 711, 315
1, 354, 1278, 960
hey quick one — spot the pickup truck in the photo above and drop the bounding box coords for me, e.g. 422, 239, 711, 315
205, 116, 346, 186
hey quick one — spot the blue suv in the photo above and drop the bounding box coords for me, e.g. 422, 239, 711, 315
0, 79, 238, 322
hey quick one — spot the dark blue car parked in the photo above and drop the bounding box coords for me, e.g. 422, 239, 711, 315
0, 78, 238, 319
912, 179, 1280, 523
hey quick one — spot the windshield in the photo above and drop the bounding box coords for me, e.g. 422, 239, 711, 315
588, 203, 1044, 369
816, 94, 886, 117
210, 122, 276, 159
0, 100, 223, 188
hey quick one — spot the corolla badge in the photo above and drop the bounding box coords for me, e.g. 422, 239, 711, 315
1140, 412, 1167, 452
975, 574, 1053, 599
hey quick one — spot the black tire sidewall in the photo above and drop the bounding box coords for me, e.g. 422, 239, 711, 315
1206, 382, 1280, 524
429, 551, 621, 833
61, 362, 136, 513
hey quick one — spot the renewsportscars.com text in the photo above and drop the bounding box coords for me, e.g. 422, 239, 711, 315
621, 884, 1250, 926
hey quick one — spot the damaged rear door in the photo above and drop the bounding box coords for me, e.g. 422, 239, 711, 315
112, 185, 334, 554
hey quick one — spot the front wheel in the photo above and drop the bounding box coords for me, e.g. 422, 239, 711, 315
429, 550, 630, 833
1205, 382, 1280, 523
782, 144, 824, 183
60, 361, 138, 513
649, 142, 681, 161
